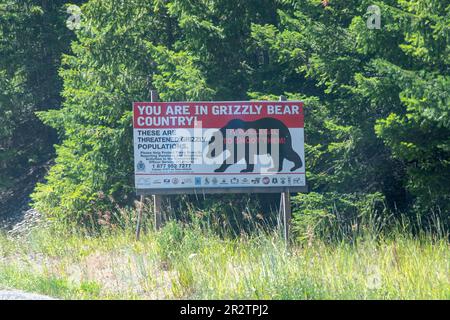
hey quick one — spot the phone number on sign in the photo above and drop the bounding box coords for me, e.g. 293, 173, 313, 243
151, 163, 193, 170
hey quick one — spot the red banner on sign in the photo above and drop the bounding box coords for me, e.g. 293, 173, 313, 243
133, 102, 304, 129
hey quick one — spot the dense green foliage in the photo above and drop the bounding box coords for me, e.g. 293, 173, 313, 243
0, 1, 448, 236
0, 0, 82, 189
252, 0, 450, 236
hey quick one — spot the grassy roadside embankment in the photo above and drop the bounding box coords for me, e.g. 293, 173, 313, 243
0, 219, 448, 300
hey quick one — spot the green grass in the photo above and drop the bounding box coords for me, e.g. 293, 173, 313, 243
0, 222, 449, 300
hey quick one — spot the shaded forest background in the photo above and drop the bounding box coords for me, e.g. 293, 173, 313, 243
0, 0, 448, 238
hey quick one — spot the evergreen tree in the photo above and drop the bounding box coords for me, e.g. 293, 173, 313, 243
251, 0, 449, 232
32, 0, 214, 224
373, 0, 450, 223
0, 0, 81, 190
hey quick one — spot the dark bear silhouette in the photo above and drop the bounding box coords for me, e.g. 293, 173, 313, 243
207, 118, 303, 173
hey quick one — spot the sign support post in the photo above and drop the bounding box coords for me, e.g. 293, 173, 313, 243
135, 195, 144, 240
136, 90, 162, 240
149, 90, 163, 231
279, 96, 292, 245
280, 188, 292, 245
153, 193, 162, 230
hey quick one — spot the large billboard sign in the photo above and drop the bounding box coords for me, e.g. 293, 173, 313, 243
133, 101, 306, 194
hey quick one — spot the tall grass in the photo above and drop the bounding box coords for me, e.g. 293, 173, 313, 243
0, 214, 448, 299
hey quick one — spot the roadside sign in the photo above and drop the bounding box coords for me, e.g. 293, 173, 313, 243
133, 101, 306, 195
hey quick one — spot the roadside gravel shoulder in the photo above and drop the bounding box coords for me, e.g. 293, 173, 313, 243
0, 290, 57, 300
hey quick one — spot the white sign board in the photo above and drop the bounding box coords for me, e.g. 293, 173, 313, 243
133, 101, 306, 194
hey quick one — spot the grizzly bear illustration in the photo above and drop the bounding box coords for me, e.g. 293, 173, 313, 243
207, 118, 303, 173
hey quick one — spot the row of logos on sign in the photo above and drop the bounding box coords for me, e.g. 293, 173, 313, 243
136, 175, 305, 187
